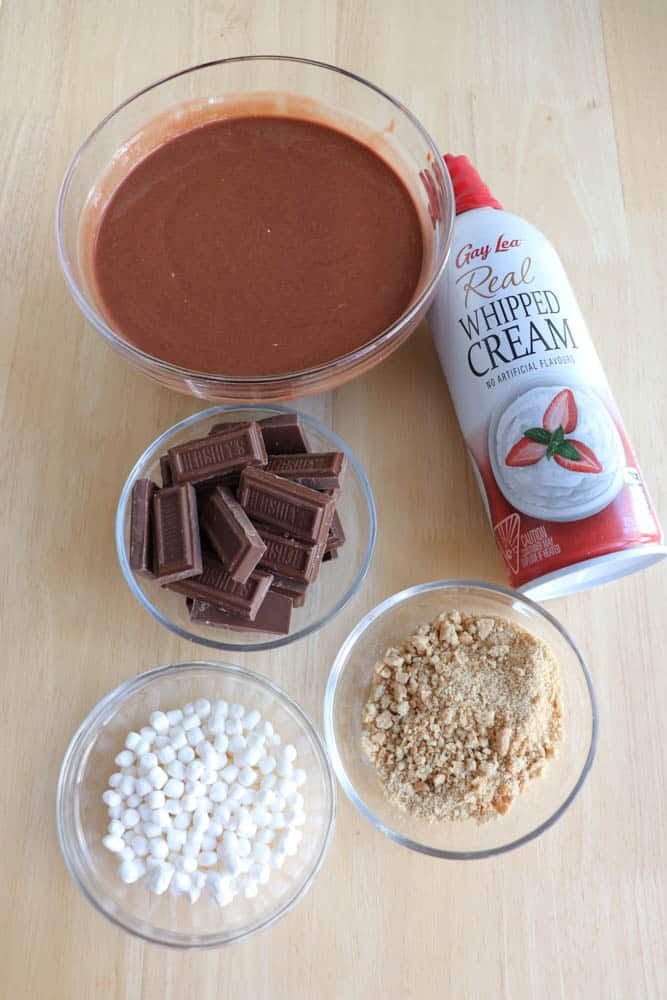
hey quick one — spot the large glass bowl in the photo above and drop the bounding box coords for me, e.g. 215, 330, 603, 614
324, 581, 597, 859
116, 405, 377, 651
57, 661, 336, 948
56, 55, 454, 401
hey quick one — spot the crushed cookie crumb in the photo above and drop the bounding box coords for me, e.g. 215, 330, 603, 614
361, 610, 563, 823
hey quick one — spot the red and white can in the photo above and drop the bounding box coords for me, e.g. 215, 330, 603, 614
431, 155, 665, 599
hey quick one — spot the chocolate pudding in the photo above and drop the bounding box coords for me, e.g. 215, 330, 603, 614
90, 115, 423, 376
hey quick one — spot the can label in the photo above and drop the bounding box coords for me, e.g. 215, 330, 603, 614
431, 209, 663, 589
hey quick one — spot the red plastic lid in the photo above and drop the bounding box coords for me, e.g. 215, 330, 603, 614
445, 154, 502, 214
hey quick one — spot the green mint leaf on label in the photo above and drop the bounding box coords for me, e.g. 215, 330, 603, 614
524, 427, 551, 445
553, 426, 565, 447
556, 441, 582, 461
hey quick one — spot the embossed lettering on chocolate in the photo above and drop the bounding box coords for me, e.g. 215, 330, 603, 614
91, 116, 423, 376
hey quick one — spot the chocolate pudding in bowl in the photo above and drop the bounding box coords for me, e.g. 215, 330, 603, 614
57, 57, 454, 400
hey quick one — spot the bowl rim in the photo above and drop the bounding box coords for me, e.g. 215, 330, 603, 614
55, 53, 455, 388
56, 659, 337, 948
115, 403, 378, 652
323, 578, 598, 860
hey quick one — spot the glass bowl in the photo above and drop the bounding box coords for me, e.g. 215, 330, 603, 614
55, 55, 454, 401
116, 404, 377, 651
324, 580, 597, 859
57, 661, 336, 948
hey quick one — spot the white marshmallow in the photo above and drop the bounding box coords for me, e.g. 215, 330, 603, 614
194, 698, 211, 719
166, 709, 183, 726
186, 726, 205, 747
147, 789, 165, 810
146, 861, 174, 895
108, 772, 123, 789
149, 838, 169, 860
163, 778, 185, 800
124, 732, 142, 751
182, 713, 200, 732
102, 789, 122, 808
102, 835, 125, 854
149, 711, 170, 734
122, 808, 140, 828
157, 745, 176, 766
148, 766, 168, 789
118, 859, 145, 884
177, 745, 195, 763
114, 750, 134, 769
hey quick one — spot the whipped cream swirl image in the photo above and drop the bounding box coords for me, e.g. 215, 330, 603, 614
490, 385, 625, 522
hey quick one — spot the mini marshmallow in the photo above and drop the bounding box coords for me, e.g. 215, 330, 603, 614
132, 836, 149, 857
169, 727, 187, 750
163, 778, 185, 800
125, 732, 142, 752
166, 760, 186, 780
133, 738, 151, 757
102, 835, 125, 854
186, 726, 205, 747
149, 711, 170, 734
167, 828, 187, 852
259, 755, 276, 775
194, 698, 211, 719
126, 793, 141, 808
166, 709, 183, 726
165, 798, 183, 815
154, 734, 170, 749
293, 768, 306, 788
186, 759, 205, 782
235, 837, 251, 858
252, 841, 271, 864
157, 745, 176, 766
122, 808, 140, 828
237, 767, 257, 788
114, 750, 134, 768
249, 861, 271, 885
182, 713, 200, 732
146, 861, 174, 895
172, 813, 191, 831
108, 819, 125, 837
182, 703, 195, 716
119, 859, 145, 884
108, 772, 123, 789
107, 805, 122, 820
147, 789, 165, 810
140, 727, 157, 743
102, 789, 122, 808
221, 764, 238, 784
213, 733, 229, 753
135, 777, 152, 797
243, 708, 261, 731
149, 838, 169, 860
225, 718, 243, 736
178, 745, 195, 764
148, 766, 168, 789
142, 822, 162, 839
170, 870, 191, 896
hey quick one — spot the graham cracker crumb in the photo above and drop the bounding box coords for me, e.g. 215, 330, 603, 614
361, 610, 563, 823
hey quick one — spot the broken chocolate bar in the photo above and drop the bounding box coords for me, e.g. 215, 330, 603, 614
201, 486, 266, 584
129, 479, 156, 577
160, 455, 173, 488
258, 413, 309, 455
238, 467, 336, 545
269, 575, 308, 608
326, 510, 346, 554
257, 525, 325, 583
265, 452, 347, 490
152, 483, 202, 584
168, 422, 267, 487
189, 590, 293, 635
167, 554, 273, 620
207, 421, 247, 437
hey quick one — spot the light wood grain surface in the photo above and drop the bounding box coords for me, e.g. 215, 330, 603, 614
1, 1, 666, 997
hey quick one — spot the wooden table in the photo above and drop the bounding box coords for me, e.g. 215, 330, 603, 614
2, 2, 665, 997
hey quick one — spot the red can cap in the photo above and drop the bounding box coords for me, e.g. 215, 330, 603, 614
445, 154, 502, 215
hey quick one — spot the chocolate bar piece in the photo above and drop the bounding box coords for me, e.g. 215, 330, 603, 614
326, 510, 346, 554
129, 479, 156, 576
257, 525, 325, 583
270, 575, 308, 608
208, 421, 247, 437
323, 549, 339, 562
201, 486, 266, 584
265, 452, 347, 490
168, 423, 267, 487
189, 591, 293, 635
160, 455, 173, 488
258, 413, 309, 455
152, 483, 202, 584
167, 554, 273, 621
238, 467, 336, 545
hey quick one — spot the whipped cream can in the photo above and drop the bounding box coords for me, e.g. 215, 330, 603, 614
431, 155, 665, 599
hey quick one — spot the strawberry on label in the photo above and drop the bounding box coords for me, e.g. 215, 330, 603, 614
505, 438, 547, 467
553, 440, 602, 474
543, 389, 577, 434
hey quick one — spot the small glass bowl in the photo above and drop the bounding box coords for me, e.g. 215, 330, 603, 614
57, 661, 336, 948
324, 580, 597, 859
55, 55, 454, 401
116, 405, 377, 651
